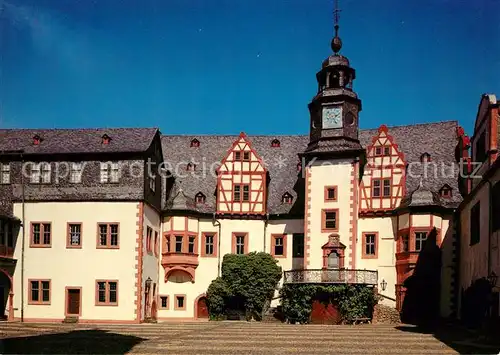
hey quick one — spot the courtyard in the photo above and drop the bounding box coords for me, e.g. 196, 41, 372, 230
0, 322, 496, 354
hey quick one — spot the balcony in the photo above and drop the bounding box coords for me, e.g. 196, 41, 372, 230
283, 268, 378, 285
161, 252, 199, 283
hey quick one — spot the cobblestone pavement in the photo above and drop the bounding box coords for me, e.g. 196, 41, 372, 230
0, 321, 493, 354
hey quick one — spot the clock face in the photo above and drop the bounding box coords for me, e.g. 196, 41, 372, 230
322, 106, 343, 129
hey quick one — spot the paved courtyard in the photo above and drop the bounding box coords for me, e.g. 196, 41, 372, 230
0, 321, 495, 354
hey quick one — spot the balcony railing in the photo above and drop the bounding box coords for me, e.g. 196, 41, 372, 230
283, 268, 378, 285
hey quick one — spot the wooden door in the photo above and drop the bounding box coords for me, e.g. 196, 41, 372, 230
310, 300, 341, 324
66, 288, 81, 316
197, 297, 209, 318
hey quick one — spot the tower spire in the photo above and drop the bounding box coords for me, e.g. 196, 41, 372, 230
331, 0, 342, 54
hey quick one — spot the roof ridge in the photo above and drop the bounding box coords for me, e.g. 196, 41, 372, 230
0, 127, 159, 131
360, 120, 458, 131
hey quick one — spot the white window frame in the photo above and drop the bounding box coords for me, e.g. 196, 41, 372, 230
100, 162, 120, 183
70, 162, 83, 183
30, 163, 41, 184
0, 163, 10, 184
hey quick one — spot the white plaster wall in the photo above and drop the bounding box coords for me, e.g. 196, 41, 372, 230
308, 160, 353, 270
12, 202, 138, 321
357, 217, 396, 307
142, 203, 161, 319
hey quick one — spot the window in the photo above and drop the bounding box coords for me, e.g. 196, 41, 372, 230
292, 234, 304, 258
67, 223, 82, 248
149, 174, 156, 192
375, 147, 382, 156
373, 179, 391, 197
164, 234, 171, 253
322, 209, 338, 231
373, 180, 381, 197
203, 233, 216, 256
383, 179, 391, 197
31, 222, 51, 247
0, 221, 14, 248
0, 163, 10, 184
33, 134, 42, 145
243, 152, 250, 161
175, 236, 183, 253
420, 153, 431, 163
282, 192, 293, 204
29, 280, 50, 304
362, 233, 377, 258
271, 139, 280, 148
233, 233, 247, 255
234, 184, 250, 202
234, 151, 241, 161
174, 295, 186, 310
30, 163, 51, 184
146, 226, 153, 254
401, 234, 409, 252
101, 134, 111, 145
383, 146, 391, 156
415, 232, 428, 251
100, 162, 119, 183
439, 185, 452, 198
186, 163, 195, 171
70, 162, 83, 183
272, 234, 286, 257
159, 295, 169, 309
475, 132, 487, 163
190, 138, 200, 147
188, 236, 196, 254
493, 183, 500, 232
470, 202, 481, 245
96, 281, 118, 305
325, 186, 337, 201
154, 231, 159, 257
195, 192, 206, 204
97, 223, 119, 248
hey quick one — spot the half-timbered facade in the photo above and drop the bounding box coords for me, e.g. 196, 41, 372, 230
0, 13, 469, 323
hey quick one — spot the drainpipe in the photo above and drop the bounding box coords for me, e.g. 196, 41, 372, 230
20, 153, 25, 323
263, 213, 269, 253
487, 180, 492, 283
212, 213, 221, 277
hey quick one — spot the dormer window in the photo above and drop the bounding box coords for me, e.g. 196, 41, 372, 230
243, 152, 250, 161
282, 192, 293, 204
234, 151, 250, 161
186, 163, 195, 171
102, 134, 111, 145
190, 139, 200, 148
195, 192, 206, 204
420, 153, 431, 163
439, 185, 452, 198
271, 139, 281, 148
383, 146, 390, 156
33, 134, 42, 145
375, 147, 382, 156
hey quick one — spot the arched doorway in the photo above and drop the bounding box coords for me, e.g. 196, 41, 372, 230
195, 295, 209, 319
0, 270, 12, 321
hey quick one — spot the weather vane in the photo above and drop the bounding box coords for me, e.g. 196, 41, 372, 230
333, 0, 341, 37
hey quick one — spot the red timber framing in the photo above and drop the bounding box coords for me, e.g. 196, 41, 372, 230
216, 132, 267, 215
360, 125, 406, 214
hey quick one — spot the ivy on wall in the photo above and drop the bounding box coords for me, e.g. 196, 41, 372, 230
206, 252, 282, 320
280, 283, 378, 324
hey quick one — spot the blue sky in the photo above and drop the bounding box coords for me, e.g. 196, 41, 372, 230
1, 0, 499, 136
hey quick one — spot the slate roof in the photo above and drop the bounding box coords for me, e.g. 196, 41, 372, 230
161, 120, 462, 214
0, 128, 159, 155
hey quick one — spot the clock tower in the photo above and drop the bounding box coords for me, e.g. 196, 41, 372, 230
304, 5, 363, 158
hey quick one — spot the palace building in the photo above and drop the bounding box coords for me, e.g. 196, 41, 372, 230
0, 15, 470, 323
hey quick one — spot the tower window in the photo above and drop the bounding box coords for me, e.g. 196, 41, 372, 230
324, 186, 337, 201
271, 139, 281, 148
190, 138, 200, 147
415, 232, 428, 251
322, 209, 338, 231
